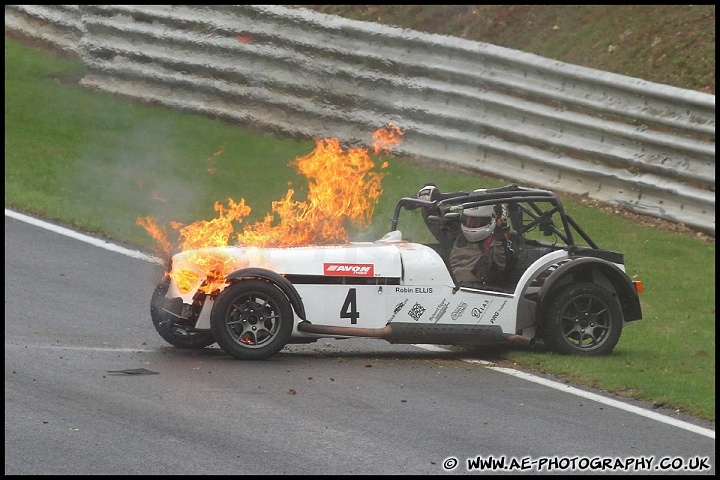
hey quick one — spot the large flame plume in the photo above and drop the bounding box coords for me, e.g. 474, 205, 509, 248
138, 123, 402, 293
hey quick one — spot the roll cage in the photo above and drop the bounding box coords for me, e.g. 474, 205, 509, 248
390, 184, 599, 249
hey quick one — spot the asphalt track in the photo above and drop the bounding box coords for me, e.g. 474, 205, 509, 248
5, 209, 715, 475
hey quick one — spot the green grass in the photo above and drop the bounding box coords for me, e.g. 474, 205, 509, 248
4, 38, 715, 421
303, 5, 715, 94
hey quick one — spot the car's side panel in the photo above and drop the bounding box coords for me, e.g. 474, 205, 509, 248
507, 250, 571, 333
166, 243, 405, 303
395, 242, 455, 285
292, 282, 521, 335
294, 284, 388, 329
277, 243, 403, 278
381, 285, 518, 334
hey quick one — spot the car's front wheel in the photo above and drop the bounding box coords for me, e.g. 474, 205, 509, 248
541, 282, 623, 356
150, 278, 216, 349
210, 280, 293, 360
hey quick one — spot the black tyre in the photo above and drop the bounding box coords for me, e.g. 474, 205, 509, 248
210, 280, 294, 360
541, 282, 623, 356
150, 278, 215, 349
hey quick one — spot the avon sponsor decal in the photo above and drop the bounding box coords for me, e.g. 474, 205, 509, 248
323, 263, 374, 277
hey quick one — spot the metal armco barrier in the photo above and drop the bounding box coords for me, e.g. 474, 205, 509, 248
5, 5, 715, 234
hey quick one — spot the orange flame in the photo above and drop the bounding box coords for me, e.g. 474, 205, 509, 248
137, 123, 402, 293
136, 215, 172, 261
237, 137, 384, 247
207, 147, 224, 174
178, 198, 252, 251
372, 121, 403, 155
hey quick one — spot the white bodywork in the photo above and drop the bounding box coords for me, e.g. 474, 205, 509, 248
168, 242, 404, 303
165, 232, 575, 338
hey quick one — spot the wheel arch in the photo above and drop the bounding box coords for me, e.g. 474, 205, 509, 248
224, 267, 306, 321
537, 257, 642, 324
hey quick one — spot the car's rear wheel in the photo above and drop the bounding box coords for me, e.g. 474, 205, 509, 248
541, 282, 623, 356
210, 280, 293, 360
150, 278, 216, 349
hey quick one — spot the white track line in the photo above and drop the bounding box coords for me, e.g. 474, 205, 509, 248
5, 209, 160, 263
6, 208, 715, 440
416, 345, 714, 440
5, 344, 153, 353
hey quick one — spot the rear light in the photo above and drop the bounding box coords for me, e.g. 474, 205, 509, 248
633, 280, 643, 294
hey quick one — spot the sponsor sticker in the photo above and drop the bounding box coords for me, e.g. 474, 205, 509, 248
408, 302, 427, 321
323, 263, 374, 277
430, 299, 450, 323
387, 299, 408, 322
451, 302, 468, 321
488, 300, 508, 324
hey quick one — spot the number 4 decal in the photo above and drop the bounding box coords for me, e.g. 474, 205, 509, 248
340, 288, 360, 324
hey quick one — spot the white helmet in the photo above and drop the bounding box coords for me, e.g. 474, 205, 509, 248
461, 205, 495, 242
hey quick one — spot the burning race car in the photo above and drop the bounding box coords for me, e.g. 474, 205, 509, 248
150, 184, 642, 359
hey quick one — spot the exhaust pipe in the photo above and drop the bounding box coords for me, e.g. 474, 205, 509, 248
297, 321, 393, 339
504, 334, 535, 346
298, 321, 534, 347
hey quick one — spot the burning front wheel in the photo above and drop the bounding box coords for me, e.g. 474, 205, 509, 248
210, 280, 293, 360
150, 278, 215, 349
541, 282, 623, 356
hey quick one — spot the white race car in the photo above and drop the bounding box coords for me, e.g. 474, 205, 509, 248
150, 184, 642, 359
